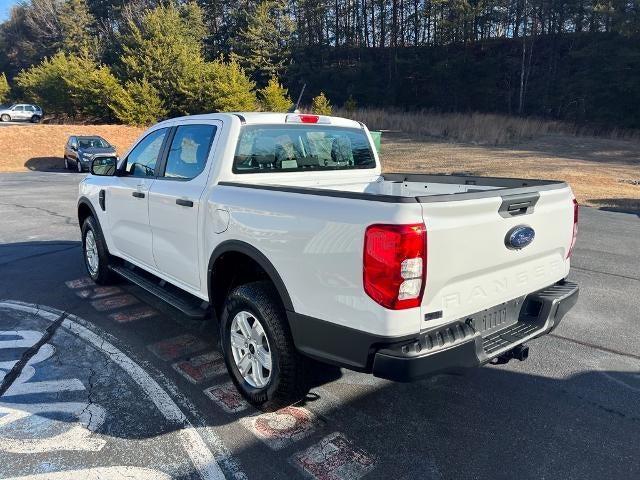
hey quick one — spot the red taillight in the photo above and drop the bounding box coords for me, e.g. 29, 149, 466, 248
299, 114, 319, 123
567, 198, 579, 258
363, 223, 426, 310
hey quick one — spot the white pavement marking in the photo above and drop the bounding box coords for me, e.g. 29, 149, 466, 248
0, 402, 107, 453
6, 466, 173, 479
0, 301, 231, 480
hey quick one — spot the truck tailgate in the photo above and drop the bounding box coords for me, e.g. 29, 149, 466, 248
420, 186, 575, 327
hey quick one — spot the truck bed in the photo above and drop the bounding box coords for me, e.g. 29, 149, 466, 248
220, 173, 566, 204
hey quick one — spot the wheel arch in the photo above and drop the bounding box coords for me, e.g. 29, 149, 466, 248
77, 197, 107, 242
207, 240, 294, 316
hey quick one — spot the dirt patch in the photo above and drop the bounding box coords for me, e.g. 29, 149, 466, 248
381, 133, 640, 211
0, 124, 144, 172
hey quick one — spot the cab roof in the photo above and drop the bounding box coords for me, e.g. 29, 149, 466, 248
157, 112, 364, 129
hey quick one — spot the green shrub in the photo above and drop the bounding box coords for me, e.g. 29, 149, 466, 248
258, 77, 292, 112
311, 92, 332, 115
203, 58, 258, 112
15, 52, 120, 120
343, 95, 357, 113
109, 79, 167, 126
0, 73, 9, 104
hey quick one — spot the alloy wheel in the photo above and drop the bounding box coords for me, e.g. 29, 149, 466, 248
229, 310, 273, 388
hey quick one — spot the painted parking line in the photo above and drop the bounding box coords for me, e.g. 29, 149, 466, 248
0, 301, 231, 480
203, 382, 249, 414
242, 406, 317, 451
108, 306, 158, 323
75, 286, 122, 299
7, 466, 173, 479
90, 294, 139, 312
172, 351, 226, 384
64, 277, 94, 289
291, 432, 376, 480
147, 334, 210, 362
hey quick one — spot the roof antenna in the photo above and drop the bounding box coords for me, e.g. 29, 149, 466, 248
289, 83, 306, 113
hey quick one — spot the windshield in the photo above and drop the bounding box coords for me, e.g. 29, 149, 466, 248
78, 137, 111, 149
233, 125, 376, 173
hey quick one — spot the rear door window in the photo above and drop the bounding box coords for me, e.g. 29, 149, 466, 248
233, 125, 376, 173
162, 124, 217, 180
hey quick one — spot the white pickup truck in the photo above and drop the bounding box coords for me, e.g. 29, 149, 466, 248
78, 112, 579, 409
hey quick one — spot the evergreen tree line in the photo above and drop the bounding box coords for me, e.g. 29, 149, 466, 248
0, 0, 638, 126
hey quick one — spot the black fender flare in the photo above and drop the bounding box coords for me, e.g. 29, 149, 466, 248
77, 196, 107, 241
207, 240, 294, 312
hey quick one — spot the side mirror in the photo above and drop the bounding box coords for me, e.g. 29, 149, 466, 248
91, 156, 117, 176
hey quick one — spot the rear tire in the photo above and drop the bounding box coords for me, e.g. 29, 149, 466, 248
81, 216, 115, 285
220, 281, 311, 411
0, 114, 10, 122
64, 157, 70, 170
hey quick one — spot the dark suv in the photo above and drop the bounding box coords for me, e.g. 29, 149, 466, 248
64, 135, 117, 172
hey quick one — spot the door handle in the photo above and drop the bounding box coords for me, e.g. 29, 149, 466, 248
132, 191, 145, 198
176, 198, 194, 207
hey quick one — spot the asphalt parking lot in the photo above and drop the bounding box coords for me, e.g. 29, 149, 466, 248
1, 170, 639, 480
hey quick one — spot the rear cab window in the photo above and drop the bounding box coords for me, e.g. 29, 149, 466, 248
233, 125, 376, 173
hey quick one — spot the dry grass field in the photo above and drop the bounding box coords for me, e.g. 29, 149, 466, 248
381, 133, 639, 212
0, 124, 144, 172
0, 119, 637, 211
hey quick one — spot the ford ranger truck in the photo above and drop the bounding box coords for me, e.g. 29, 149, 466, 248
78, 112, 579, 410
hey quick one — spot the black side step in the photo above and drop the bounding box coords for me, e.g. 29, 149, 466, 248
109, 265, 209, 318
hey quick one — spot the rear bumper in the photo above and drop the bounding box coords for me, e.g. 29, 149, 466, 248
372, 280, 579, 381
288, 280, 578, 381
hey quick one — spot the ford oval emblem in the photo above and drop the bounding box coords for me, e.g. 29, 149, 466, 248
505, 225, 535, 250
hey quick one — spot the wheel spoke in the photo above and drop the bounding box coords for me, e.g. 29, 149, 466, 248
230, 331, 245, 349
255, 346, 272, 371
250, 321, 265, 343
237, 354, 251, 375
251, 358, 263, 386
236, 312, 252, 339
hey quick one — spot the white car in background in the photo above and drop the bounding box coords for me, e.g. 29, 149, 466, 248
0, 103, 43, 123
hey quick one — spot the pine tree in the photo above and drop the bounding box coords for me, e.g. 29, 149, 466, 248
118, 4, 209, 116
311, 92, 332, 115
109, 79, 167, 126
233, 0, 294, 85
258, 77, 292, 112
202, 57, 258, 112
15, 52, 120, 119
57, 0, 100, 57
0, 73, 9, 104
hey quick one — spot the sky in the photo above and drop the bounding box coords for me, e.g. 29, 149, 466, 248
0, 0, 17, 22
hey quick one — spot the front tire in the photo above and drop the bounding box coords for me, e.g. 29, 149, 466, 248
64, 157, 70, 170
0, 114, 10, 122
77, 160, 83, 173
220, 281, 311, 411
30, 115, 41, 123
81, 216, 115, 285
